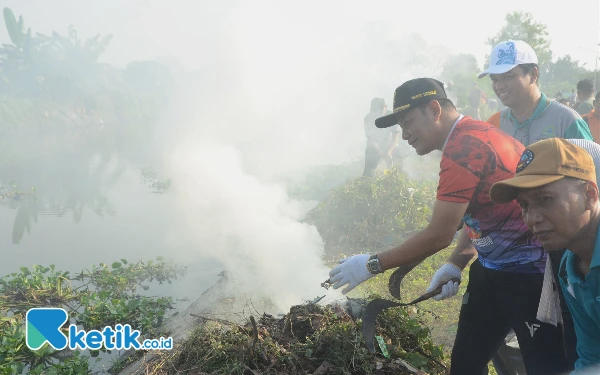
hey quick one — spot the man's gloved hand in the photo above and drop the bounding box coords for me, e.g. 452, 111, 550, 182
328, 254, 374, 295
426, 263, 462, 301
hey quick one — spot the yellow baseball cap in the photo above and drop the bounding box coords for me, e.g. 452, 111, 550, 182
490, 138, 596, 204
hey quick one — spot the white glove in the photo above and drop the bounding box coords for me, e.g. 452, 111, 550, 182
426, 263, 462, 301
328, 254, 374, 294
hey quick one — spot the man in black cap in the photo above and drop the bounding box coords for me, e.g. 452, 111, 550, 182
328, 78, 571, 374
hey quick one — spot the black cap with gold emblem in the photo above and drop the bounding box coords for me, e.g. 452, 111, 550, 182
375, 78, 448, 128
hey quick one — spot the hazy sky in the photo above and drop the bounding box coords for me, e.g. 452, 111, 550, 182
3, 1, 599, 176
2, 0, 600, 71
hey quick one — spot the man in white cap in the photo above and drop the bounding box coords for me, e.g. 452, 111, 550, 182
482, 40, 592, 144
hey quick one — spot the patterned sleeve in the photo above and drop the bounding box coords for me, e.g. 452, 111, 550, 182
436, 134, 492, 203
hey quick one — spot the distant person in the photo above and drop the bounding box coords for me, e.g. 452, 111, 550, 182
487, 98, 498, 112
582, 91, 600, 143
362, 98, 400, 177
496, 100, 507, 112
445, 80, 459, 108
575, 79, 596, 116
484, 98, 499, 119
466, 82, 486, 120
559, 98, 571, 107
481, 39, 594, 371
570, 89, 577, 106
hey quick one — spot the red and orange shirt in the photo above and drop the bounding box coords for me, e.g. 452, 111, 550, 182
438, 117, 545, 273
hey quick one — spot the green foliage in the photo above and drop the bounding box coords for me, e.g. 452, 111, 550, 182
304, 167, 436, 258
1, 7, 115, 100
549, 55, 590, 83
0, 9, 176, 246
0, 8, 173, 153
0, 257, 187, 374
26, 352, 90, 375
3, 8, 27, 48
441, 53, 481, 110
545, 55, 596, 98
107, 350, 145, 375
286, 159, 363, 201
141, 167, 172, 194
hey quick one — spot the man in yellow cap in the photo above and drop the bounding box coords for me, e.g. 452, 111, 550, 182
490, 138, 600, 373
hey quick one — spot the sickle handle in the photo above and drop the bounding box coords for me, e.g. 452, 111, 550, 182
406, 277, 461, 305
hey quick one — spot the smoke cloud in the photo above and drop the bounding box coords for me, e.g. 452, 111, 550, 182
144, 1, 451, 310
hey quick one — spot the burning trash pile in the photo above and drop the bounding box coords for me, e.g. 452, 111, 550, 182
115, 167, 449, 375
138, 296, 448, 375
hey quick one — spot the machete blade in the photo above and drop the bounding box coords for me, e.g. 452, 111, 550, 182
388, 262, 421, 300
361, 298, 402, 353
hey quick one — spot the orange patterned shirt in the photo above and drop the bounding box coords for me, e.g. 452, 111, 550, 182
437, 117, 544, 272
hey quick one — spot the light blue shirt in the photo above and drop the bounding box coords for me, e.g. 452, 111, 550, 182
558, 139, 600, 373
559, 221, 600, 373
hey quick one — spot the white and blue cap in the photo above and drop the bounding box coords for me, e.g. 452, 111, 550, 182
478, 40, 538, 79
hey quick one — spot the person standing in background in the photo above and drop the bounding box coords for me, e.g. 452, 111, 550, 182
570, 89, 577, 107
575, 79, 596, 116
466, 82, 486, 120
362, 98, 400, 177
445, 80, 459, 108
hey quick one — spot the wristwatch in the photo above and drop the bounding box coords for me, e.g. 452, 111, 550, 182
366, 254, 384, 274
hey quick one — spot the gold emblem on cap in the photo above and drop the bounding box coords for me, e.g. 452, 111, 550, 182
393, 104, 410, 113
410, 90, 437, 100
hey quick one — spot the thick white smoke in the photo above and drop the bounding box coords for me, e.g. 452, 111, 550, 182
165, 138, 330, 310
146, 1, 454, 311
